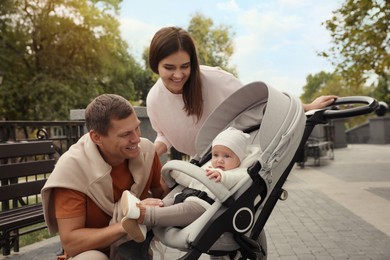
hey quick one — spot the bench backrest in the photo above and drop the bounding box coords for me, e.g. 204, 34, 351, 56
0, 141, 56, 209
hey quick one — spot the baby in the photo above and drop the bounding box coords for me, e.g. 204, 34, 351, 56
121, 127, 251, 242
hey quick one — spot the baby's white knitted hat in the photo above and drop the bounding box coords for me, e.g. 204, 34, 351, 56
212, 127, 250, 162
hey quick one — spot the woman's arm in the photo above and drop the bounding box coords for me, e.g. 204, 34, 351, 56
303, 95, 338, 112
155, 141, 168, 156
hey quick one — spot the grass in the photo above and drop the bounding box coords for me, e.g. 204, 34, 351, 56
19, 225, 55, 247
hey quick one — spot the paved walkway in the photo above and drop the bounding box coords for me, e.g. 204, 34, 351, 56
1, 144, 389, 259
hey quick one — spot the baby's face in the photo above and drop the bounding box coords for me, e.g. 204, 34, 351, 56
211, 145, 241, 171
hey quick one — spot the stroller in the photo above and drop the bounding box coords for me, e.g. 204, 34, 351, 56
122, 81, 378, 259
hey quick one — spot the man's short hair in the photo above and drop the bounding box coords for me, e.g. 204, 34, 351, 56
85, 94, 134, 135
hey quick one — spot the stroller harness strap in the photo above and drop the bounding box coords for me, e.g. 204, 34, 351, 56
174, 187, 215, 205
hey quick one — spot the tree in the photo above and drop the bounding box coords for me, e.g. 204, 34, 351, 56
301, 70, 367, 102
301, 70, 377, 128
132, 48, 155, 106
188, 13, 237, 76
302, 1, 389, 127
370, 73, 390, 107
321, 0, 389, 83
301, 72, 334, 103
0, 0, 143, 120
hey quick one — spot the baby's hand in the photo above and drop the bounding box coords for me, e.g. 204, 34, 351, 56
206, 168, 222, 182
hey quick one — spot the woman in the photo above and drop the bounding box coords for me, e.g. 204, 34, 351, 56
146, 26, 337, 157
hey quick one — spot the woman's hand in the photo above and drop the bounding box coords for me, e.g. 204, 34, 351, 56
303, 95, 338, 112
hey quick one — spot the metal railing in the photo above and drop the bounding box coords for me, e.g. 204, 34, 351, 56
0, 121, 86, 156
0, 120, 191, 161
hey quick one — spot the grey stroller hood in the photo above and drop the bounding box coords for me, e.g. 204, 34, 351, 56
154, 81, 306, 255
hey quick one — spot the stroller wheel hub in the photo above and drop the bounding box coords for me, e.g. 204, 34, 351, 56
279, 189, 288, 201
233, 207, 254, 233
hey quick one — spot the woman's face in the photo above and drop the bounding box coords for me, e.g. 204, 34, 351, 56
157, 50, 191, 94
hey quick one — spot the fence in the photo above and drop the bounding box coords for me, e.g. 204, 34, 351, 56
0, 121, 86, 155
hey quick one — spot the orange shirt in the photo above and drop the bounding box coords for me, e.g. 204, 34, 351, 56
53, 156, 162, 240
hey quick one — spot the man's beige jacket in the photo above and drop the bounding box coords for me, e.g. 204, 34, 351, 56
41, 134, 155, 234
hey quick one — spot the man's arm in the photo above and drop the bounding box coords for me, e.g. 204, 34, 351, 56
150, 177, 170, 198
57, 216, 127, 257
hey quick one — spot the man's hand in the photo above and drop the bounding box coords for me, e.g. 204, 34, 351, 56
140, 197, 164, 207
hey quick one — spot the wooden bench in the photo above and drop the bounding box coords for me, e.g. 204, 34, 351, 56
0, 140, 56, 256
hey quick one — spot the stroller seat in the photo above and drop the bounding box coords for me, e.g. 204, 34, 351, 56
153, 147, 260, 250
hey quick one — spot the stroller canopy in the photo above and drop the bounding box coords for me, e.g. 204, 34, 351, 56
194, 81, 305, 183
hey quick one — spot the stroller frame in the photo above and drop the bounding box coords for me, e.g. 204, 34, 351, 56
120, 82, 378, 260
175, 95, 377, 260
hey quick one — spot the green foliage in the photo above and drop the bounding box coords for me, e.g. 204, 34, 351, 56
301, 72, 334, 103
19, 226, 54, 248
0, 0, 144, 120
301, 71, 370, 103
370, 73, 390, 108
188, 13, 237, 76
302, 0, 390, 127
301, 70, 377, 128
0, 4, 237, 116
321, 0, 389, 82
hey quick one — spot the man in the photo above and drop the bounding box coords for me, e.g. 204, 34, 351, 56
42, 94, 168, 259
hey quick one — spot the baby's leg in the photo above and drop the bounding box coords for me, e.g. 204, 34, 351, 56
142, 200, 206, 227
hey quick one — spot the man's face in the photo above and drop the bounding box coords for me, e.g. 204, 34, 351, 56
92, 113, 141, 166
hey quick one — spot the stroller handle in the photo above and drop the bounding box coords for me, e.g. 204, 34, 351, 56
323, 96, 379, 120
